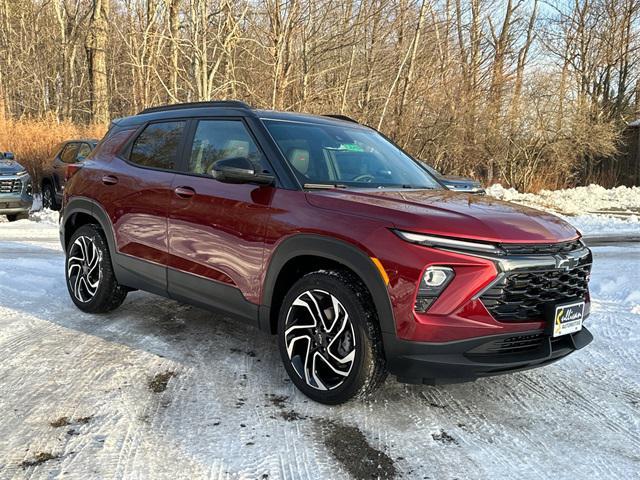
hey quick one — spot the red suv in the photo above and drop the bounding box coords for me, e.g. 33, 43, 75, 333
60, 101, 593, 404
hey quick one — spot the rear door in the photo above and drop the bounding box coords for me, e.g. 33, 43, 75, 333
98, 120, 186, 295
166, 117, 276, 319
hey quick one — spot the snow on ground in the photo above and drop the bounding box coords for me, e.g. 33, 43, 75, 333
0, 213, 639, 479
486, 184, 640, 236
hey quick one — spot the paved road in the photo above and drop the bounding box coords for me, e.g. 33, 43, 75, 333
0, 225, 638, 480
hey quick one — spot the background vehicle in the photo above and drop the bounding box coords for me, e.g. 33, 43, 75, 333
0, 152, 33, 221
60, 101, 592, 404
42, 139, 97, 210
424, 164, 485, 193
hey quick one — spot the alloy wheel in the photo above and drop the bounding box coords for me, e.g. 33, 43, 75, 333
284, 289, 356, 390
43, 188, 52, 209
67, 236, 102, 303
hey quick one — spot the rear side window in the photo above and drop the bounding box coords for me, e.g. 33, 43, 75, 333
60, 143, 79, 163
130, 121, 185, 170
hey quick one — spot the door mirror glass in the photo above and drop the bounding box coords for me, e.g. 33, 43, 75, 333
211, 157, 275, 185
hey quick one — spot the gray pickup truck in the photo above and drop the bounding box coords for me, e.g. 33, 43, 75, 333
0, 152, 33, 221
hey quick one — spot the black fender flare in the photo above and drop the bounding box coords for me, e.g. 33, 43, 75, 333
259, 234, 396, 335
62, 197, 117, 254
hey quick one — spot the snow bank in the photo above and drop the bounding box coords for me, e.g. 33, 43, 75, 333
486, 184, 640, 215
487, 184, 640, 236
0, 208, 59, 225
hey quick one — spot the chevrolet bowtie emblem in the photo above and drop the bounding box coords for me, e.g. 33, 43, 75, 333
554, 254, 579, 270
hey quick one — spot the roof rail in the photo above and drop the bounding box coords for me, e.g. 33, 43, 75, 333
138, 100, 252, 115
323, 114, 359, 124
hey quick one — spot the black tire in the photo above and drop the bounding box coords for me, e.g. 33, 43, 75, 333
65, 224, 128, 313
6, 213, 29, 221
277, 270, 387, 405
42, 182, 59, 210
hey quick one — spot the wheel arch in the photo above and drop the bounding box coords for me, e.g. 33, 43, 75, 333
62, 198, 116, 254
259, 234, 396, 336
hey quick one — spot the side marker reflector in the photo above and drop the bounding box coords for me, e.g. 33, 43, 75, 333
371, 257, 389, 285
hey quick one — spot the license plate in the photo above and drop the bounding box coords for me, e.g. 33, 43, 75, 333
552, 301, 584, 337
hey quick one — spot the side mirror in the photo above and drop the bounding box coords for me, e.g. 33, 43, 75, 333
211, 157, 275, 186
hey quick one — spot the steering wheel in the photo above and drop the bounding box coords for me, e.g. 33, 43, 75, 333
353, 174, 375, 183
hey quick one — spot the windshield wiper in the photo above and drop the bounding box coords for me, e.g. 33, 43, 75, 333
303, 183, 348, 189
377, 184, 434, 189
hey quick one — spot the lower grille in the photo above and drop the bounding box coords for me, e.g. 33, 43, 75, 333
481, 261, 591, 322
0, 178, 22, 194
467, 332, 546, 357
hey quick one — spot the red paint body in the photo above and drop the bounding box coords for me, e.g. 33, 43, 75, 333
67, 121, 584, 344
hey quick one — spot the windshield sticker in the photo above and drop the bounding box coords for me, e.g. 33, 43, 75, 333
336, 143, 364, 152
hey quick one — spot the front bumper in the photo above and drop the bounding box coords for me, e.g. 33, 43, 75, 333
384, 327, 593, 384
0, 174, 33, 214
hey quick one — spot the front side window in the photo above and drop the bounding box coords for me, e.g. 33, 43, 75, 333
60, 143, 79, 163
76, 143, 93, 161
263, 119, 441, 189
130, 121, 185, 170
185, 120, 270, 176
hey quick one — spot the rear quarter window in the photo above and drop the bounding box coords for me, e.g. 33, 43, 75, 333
129, 121, 185, 170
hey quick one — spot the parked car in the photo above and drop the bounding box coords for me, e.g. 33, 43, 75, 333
60, 101, 592, 404
0, 152, 33, 221
42, 139, 97, 210
424, 164, 485, 193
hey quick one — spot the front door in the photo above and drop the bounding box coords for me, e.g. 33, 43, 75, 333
167, 118, 276, 321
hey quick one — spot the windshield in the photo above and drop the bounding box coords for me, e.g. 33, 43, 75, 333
263, 119, 441, 189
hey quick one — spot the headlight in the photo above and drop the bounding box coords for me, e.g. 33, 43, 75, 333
415, 266, 455, 312
393, 230, 502, 255
16, 170, 28, 176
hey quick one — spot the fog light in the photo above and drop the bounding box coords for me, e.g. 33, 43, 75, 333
424, 267, 450, 287
415, 266, 455, 313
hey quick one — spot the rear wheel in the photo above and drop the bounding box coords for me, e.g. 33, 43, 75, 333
65, 224, 127, 313
42, 182, 58, 210
278, 270, 387, 404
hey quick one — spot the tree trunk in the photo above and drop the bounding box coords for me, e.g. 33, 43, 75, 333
87, 0, 109, 124
168, 0, 180, 102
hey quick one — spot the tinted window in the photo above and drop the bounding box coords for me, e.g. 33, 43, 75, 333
130, 121, 185, 170
186, 120, 269, 176
60, 143, 79, 163
76, 143, 93, 160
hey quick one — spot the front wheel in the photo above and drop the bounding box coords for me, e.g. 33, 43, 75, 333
65, 224, 128, 313
6, 213, 29, 221
278, 270, 387, 404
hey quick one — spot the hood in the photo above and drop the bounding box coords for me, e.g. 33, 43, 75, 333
306, 188, 580, 243
0, 160, 26, 176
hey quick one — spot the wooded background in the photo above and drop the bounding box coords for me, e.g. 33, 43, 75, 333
1, 0, 639, 191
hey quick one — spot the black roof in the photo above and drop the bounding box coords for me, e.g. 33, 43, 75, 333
114, 101, 366, 129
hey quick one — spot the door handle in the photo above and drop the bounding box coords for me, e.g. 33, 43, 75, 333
102, 175, 118, 185
174, 186, 196, 199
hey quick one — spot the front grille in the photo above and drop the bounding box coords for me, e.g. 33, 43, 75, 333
481, 260, 591, 322
500, 239, 583, 255
0, 178, 22, 194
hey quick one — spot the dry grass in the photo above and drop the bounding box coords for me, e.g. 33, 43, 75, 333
0, 117, 106, 191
